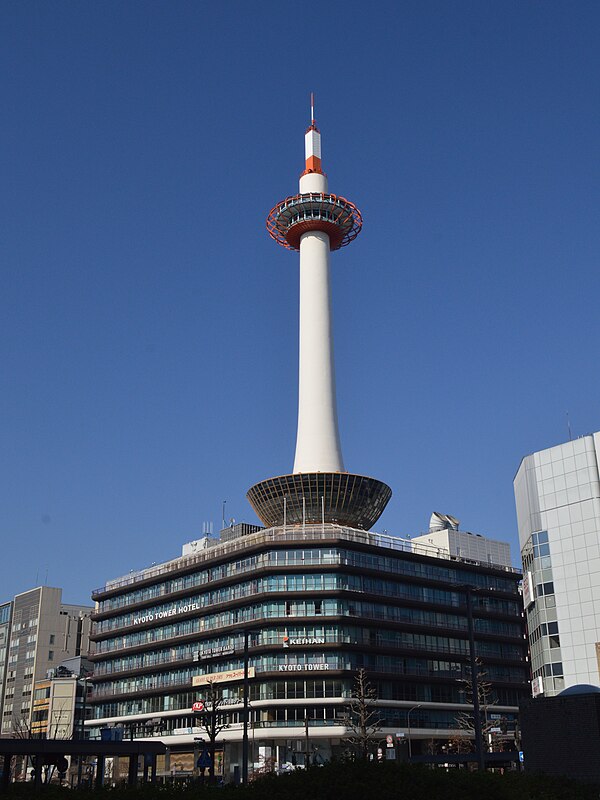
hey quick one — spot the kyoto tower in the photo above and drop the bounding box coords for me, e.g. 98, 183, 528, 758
247, 99, 391, 530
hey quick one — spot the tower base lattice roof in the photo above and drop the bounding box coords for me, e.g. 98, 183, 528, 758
247, 472, 392, 531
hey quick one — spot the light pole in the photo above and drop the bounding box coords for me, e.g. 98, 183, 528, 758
305, 716, 310, 768
250, 704, 256, 778
407, 704, 422, 761
76, 672, 90, 788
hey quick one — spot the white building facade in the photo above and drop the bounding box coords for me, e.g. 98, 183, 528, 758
411, 513, 512, 568
514, 433, 600, 696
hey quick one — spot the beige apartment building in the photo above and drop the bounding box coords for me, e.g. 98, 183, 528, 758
0, 586, 92, 736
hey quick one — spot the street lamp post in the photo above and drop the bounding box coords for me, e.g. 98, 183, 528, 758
76, 673, 89, 788
305, 716, 310, 768
407, 704, 422, 761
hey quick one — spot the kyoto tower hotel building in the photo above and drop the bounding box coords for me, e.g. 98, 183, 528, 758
88, 106, 528, 776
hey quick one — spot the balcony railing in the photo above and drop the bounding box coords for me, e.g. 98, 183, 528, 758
93, 526, 519, 597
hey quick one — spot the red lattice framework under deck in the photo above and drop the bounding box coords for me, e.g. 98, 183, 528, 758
267, 192, 362, 252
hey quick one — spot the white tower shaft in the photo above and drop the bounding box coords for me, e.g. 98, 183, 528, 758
293, 170, 344, 473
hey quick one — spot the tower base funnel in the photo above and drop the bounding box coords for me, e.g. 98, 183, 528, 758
247, 472, 392, 531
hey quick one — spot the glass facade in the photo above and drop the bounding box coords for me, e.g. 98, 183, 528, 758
522, 530, 563, 690
89, 525, 528, 760
95, 547, 518, 615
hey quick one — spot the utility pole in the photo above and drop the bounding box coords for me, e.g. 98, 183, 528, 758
406, 703, 422, 761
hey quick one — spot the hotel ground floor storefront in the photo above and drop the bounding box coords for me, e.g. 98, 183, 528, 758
88, 525, 529, 780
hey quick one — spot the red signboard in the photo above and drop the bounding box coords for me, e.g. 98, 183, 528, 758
192, 701, 205, 713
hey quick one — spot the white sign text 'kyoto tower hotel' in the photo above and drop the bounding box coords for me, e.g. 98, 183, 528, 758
247, 101, 391, 530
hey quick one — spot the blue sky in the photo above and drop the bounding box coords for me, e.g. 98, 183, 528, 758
1, 1, 599, 604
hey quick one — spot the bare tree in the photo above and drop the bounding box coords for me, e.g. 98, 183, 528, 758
253, 753, 276, 776
11, 714, 33, 739
454, 659, 498, 751
8, 714, 32, 782
424, 738, 439, 755
342, 668, 382, 760
446, 734, 472, 754
195, 681, 230, 781
11, 709, 71, 785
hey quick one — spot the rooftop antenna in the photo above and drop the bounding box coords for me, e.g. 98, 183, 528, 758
566, 411, 573, 441
310, 92, 315, 126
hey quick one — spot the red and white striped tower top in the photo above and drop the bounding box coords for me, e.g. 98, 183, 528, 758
302, 93, 323, 176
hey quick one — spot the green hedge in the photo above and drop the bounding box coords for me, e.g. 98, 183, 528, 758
4, 762, 599, 800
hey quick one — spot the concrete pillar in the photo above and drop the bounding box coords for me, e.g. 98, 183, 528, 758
95, 755, 105, 789
112, 756, 120, 785
33, 755, 42, 791
127, 754, 137, 786
1, 754, 11, 792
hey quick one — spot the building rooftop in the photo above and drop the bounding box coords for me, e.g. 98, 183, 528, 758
94, 524, 519, 597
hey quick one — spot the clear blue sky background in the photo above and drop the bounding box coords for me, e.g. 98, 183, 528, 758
2, 1, 599, 605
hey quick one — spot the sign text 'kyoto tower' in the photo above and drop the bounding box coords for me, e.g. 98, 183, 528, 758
247, 100, 391, 530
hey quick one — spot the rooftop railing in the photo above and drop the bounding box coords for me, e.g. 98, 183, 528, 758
93, 526, 519, 597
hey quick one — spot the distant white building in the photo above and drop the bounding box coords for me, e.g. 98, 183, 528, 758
410, 512, 512, 568
514, 433, 600, 696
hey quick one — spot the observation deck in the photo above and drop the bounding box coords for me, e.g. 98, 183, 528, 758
267, 192, 362, 251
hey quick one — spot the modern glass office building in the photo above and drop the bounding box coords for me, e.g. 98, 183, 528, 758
88, 522, 527, 776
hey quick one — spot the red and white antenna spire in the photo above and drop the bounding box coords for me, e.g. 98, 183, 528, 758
303, 92, 323, 176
